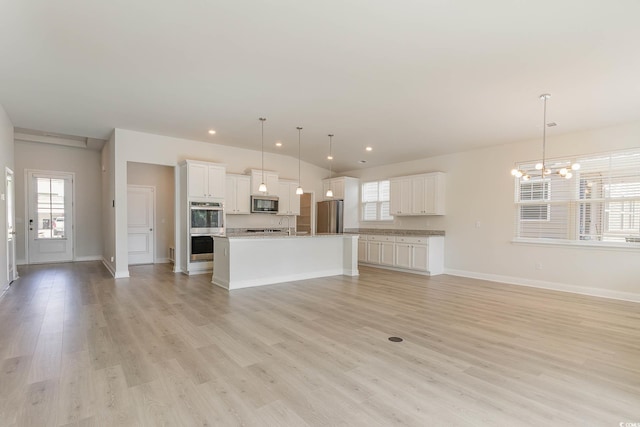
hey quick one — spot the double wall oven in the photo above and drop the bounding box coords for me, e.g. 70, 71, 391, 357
190, 201, 224, 262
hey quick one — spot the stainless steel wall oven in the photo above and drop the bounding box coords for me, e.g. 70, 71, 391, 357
190, 235, 214, 262
190, 201, 225, 235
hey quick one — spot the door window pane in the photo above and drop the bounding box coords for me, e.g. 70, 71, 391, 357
37, 177, 65, 239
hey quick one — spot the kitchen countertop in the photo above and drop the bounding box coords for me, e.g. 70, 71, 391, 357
344, 228, 445, 236
220, 232, 348, 239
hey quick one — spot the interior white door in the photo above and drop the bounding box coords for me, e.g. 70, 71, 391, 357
6, 168, 17, 283
27, 171, 74, 264
128, 185, 155, 265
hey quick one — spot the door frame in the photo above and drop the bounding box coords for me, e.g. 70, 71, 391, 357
6, 167, 17, 284
24, 169, 76, 264
127, 184, 156, 265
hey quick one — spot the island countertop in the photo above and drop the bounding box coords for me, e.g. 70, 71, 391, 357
221, 232, 343, 239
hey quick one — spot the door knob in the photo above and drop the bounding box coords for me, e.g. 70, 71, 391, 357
149, 228, 153, 231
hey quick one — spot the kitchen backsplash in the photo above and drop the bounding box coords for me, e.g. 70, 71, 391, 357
226, 213, 296, 230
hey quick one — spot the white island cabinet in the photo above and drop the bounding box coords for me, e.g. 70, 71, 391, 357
212, 234, 359, 290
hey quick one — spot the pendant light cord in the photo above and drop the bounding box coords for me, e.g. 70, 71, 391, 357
328, 134, 334, 179
540, 94, 550, 178
260, 117, 266, 184
297, 127, 302, 184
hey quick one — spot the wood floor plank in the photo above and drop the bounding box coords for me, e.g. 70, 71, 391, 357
56, 351, 96, 425
17, 379, 59, 427
26, 331, 63, 385
1, 261, 638, 426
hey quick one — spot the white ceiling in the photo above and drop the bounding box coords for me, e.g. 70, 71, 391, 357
2, 0, 640, 172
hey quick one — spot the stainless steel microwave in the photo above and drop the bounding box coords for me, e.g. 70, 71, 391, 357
251, 195, 279, 213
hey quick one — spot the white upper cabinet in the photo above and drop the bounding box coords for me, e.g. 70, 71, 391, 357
389, 177, 411, 215
277, 180, 301, 215
413, 173, 445, 215
207, 165, 226, 199
323, 178, 345, 200
225, 174, 251, 214
185, 161, 226, 200
389, 172, 445, 216
248, 169, 279, 196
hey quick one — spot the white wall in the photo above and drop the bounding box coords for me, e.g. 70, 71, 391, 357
111, 129, 329, 277
14, 141, 103, 263
343, 121, 640, 301
101, 132, 116, 275
0, 104, 14, 288
127, 162, 175, 262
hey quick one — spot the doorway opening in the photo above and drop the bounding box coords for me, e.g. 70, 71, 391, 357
6, 168, 17, 283
127, 162, 175, 267
297, 192, 314, 235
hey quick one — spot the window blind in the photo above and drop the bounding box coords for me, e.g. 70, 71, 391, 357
362, 180, 392, 221
513, 148, 640, 246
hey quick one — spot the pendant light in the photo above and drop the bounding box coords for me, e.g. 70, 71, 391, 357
296, 127, 304, 195
510, 94, 580, 180
325, 134, 334, 198
258, 117, 267, 193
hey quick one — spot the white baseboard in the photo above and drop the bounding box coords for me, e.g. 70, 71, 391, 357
444, 268, 640, 303
101, 259, 129, 278
343, 268, 359, 276
359, 262, 433, 276
75, 255, 103, 262
155, 258, 171, 264
114, 270, 130, 279
102, 258, 116, 277
19, 256, 101, 265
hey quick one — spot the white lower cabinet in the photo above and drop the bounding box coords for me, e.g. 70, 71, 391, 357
412, 244, 429, 271
395, 237, 428, 270
394, 243, 412, 269
366, 241, 381, 264
358, 237, 367, 263
380, 241, 394, 266
358, 234, 443, 275
367, 235, 394, 265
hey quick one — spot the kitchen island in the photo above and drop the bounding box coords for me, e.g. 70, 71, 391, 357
212, 234, 359, 290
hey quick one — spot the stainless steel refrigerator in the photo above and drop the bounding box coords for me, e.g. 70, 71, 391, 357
317, 200, 344, 234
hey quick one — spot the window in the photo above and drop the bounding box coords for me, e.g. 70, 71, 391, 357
36, 177, 66, 239
519, 180, 550, 221
362, 180, 393, 221
513, 148, 640, 246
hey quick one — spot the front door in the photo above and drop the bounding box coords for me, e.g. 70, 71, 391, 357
6, 168, 17, 283
27, 171, 74, 264
127, 185, 155, 265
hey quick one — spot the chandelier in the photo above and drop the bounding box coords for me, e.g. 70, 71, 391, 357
511, 94, 580, 181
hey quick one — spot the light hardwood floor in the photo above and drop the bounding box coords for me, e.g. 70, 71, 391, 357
0, 262, 638, 426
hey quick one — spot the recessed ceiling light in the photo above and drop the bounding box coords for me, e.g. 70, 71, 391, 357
275, 141, 283, 147
365, 146, 372, 152
208, 129, 216, 135
327, 155, 333, 160
359, 160, 367, 164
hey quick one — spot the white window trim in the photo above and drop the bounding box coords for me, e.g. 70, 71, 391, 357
512, 238, 640, 252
